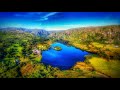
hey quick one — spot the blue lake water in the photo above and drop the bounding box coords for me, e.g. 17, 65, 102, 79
41, 42, 90, 70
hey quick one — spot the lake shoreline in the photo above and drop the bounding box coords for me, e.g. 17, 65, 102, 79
41, 42, 90, 70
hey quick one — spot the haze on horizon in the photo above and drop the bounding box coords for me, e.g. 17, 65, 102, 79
0, 12, 120, 31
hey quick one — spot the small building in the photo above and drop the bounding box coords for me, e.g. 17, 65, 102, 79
32, 49, 41, 55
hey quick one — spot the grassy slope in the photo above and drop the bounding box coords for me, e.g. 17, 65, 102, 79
88, 56, 120, 78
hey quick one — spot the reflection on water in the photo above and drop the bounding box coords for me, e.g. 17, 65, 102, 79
41, 42, 90, 70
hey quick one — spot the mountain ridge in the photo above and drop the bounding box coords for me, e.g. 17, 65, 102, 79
0, 27, 50, 37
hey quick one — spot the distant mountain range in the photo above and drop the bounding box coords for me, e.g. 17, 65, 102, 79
0, 27, 50, 37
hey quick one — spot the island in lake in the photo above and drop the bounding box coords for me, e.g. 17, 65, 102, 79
53, 46, 62, 51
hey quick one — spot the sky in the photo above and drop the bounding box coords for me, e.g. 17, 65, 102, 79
0, 12, 120, 31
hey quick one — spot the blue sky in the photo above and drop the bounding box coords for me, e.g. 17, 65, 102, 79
0, 12, 120, 31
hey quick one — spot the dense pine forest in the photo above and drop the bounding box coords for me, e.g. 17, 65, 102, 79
0, 25, 120, 78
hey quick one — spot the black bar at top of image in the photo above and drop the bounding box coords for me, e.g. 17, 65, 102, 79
0, 0, 120, 11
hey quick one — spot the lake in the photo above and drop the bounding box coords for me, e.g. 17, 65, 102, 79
41, 42, 90, 70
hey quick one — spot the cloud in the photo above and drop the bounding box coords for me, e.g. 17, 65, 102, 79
43, 12, 58, 18
39, 12, 59, 21
14, 12, 59, 22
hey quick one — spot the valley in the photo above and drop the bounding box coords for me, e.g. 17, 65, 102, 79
0, 25, 120, 78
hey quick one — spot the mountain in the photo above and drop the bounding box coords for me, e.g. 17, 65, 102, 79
30, 29, 50, 37
0, 27, 50, 37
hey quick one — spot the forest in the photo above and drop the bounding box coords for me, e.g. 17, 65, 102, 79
0, 25, 120, 78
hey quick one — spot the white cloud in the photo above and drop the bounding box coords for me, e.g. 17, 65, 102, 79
40, 12, 59, 21
44, 12, 58, 18
14, 12, 59, 22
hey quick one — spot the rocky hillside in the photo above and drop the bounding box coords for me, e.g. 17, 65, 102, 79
51, 25, 120, 45
0, 27, 50, 37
